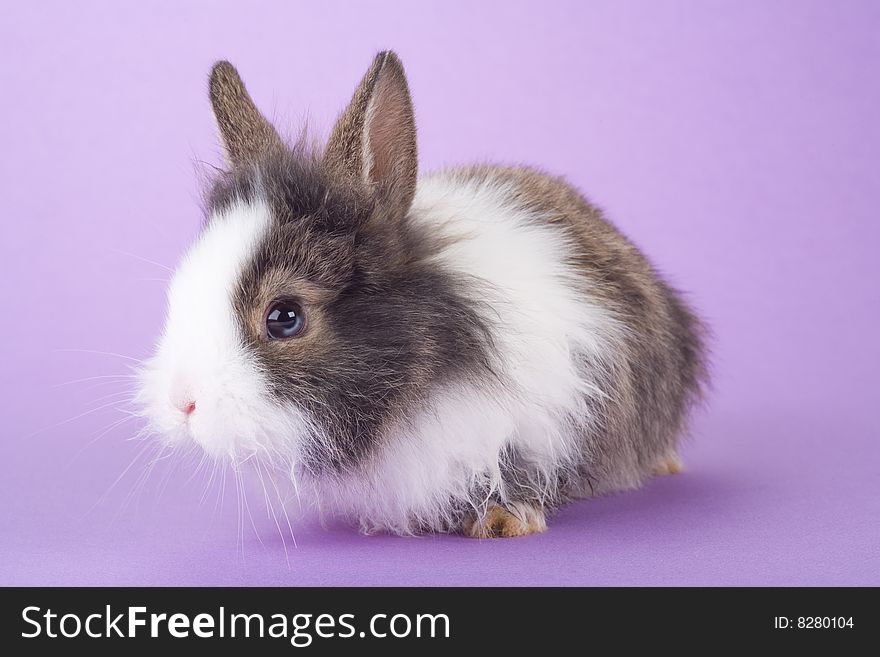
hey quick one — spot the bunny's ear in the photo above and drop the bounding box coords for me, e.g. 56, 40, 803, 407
324, 51, 418, 218
209, 61, 282, 167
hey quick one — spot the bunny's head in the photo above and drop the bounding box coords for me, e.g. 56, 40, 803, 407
137, 52, 489, 473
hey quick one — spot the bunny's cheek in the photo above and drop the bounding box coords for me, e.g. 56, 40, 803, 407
138, 332, 314, 464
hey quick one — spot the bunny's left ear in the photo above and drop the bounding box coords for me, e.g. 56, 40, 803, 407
324, 51, 418, 219
209, 61, 282, 168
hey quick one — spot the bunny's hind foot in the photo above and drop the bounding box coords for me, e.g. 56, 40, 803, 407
652, 453, 683, 476
464, 502, 546, 538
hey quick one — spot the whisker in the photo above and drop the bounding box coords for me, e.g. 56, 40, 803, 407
119, 408, 146, 421
254, 459, 291, 568
84, 389, 135, 406
87, 440, 156, 517
217, 461, 229, 520
155, 443, 187, 503
25, 399, 134, 439
238, 466, 264, 548
233, 467, 245, 560
55, 348, 145, 365
200, 458, 220, 506
52, 374, 137, 388
110, 247, 174, 273
65, 414, 139, 468
185, 451, 209, 487
265, 460, 298, 550
288, 463, 303, 512
118, 444, 167, 518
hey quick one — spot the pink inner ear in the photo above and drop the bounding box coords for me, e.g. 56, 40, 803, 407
365, 72, 411, 188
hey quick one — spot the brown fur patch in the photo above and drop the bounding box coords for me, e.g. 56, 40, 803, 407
209, 61, 282, 167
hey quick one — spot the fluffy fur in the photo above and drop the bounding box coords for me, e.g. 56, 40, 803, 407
138, 51, 708, 537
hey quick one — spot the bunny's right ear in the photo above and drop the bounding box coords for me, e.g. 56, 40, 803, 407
209, 61, 282, 168
324, 51, 418, 220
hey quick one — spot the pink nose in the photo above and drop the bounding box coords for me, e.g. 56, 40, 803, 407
182, 400, 196, 416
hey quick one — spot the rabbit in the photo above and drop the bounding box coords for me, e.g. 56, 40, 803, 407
137, 50, 708, 538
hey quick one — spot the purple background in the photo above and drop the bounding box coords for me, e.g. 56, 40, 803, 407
2, 1, 878, 586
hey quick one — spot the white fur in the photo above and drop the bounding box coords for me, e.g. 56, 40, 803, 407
137, 199, 313, 464
316, 172, 625, 533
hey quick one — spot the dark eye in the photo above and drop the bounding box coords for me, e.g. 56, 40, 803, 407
266, 300, 305, 340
